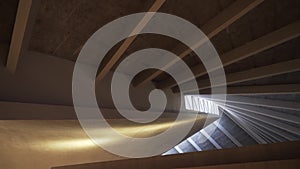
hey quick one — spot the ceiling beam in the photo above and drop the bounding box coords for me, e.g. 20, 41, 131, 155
197, 84, 300, 95
223, 108, 267, 144
157, 21, 300, 89
231, 110, 296, 141
173, 159, 300, 169
200, 130, 222, 149
238, 116, 276, 143
0, 101, 77, 120
132, 0, 264, 86
187, 138, 202, 151
174, 146, 184, 154
96, 0, 165, 81
227, 107, 300, 137
6, 0, 32, 73
242, 117, 280, 143
6, 0, 39, 73
221, 102, 300, 125
202, 95, 300, 111
172, 58, 300, 93
213, 121, 242, 147
0, 101, 178, 120
53, 141, 300, 169
232, 109, 297, 141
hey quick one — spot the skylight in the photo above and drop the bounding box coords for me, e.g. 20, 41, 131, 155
184, 95, 220, 115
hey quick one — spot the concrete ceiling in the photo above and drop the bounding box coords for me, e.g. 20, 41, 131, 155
28, 0, 230, 61
1, 0, 300, 168
26, 0, 300, 89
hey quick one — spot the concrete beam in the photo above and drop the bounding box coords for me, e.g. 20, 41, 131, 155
200, 130, 222, 149
158, 21, 300, 89
96, 0, 165, 81
213, 121, 242, 147
202, 95, 300, 111
231, 111, 295, 141
187, 138, 202, 151
225, 107, 300, 136
195, 84, 300, 95
174, 146, 184, 153
132, 0, 264, 87
222, 107, 267, 144
52, 141, 300, 169
224, 102, 300, 124
174, 159, 300, 169
6, 0, 40, 73
173, 59, 300, 93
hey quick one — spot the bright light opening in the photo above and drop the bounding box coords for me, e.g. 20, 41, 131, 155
184, 95, 219, 115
